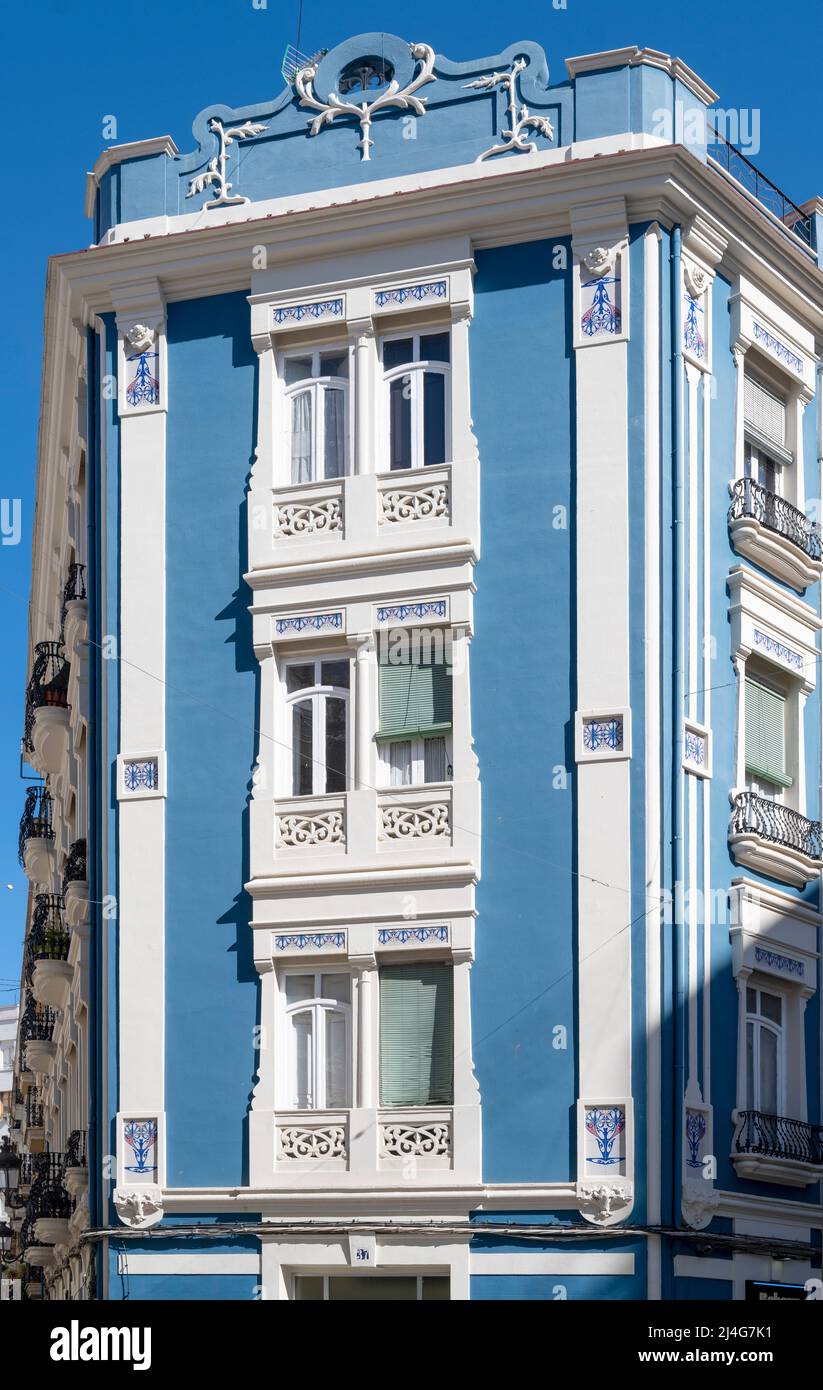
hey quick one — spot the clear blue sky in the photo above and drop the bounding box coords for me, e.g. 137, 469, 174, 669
1, 0, 821, 998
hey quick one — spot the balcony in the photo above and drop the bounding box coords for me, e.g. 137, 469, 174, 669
18, 785, 56, 885
62, 839, 89, 927
20, 996, 57, 1076
63, 1130, 88, 1200
29, 1152, 73, 1249
729, 791, 821, 887
28, 894, 71, 1011
24, 1087, 44, 1146
25, 641, 71, 775
707, 128, 816, 258
60, 562, 87, 655
733, 1109, 823, 1187
728, 478, 822, 592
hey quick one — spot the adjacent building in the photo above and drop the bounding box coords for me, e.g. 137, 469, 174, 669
6, 32, 823, 1300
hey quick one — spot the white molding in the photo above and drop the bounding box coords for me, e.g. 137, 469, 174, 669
116, 1253, 260, 1276
259, 1235, 470, 1299
563, 47, 719, 105
116, 750, 167, 800
471, 1252, 635, 1276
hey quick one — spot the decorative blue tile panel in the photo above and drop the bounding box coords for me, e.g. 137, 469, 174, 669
374, 280, 448, 308
753, 628, 803, 670
123, 1118, 158, 1176
377, 926, 450, 945
275, 612, 343, 635
123, 758, 159, 793
580, 276, 621, 337
272, 299, 344, 325
582, 716, 623, 752
125, 350, 160, 407
584, 1105, 625, 1166
376, 600, 447, 624
753, 321, 803, 375
684, 728, 707, 770
683, 295, 705, 359
685, 1109, 707, 1168
274, 932, 347, 951
754, 945, 804, 978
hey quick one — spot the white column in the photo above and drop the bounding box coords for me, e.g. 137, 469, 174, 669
352, 325, 375, 476
732, 347, 746, 479
733, 655, 746, 789
356, 964, 376, 1108
353, 635, 373, 791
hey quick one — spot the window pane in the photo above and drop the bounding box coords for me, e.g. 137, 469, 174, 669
382, 337, 413, 371
294, 1276, 325, 1300
423, 372, 446, 466
760, 1028, 778, 1113
424, 736, 447, 783
746, 987, 757, 1014
320, 352, 348, 379
389, 377, 412, 470
292, 700, 313, 795
745, 678, 787, 786
287, 664, 314, 694
321, 659, 350, 689
420, 331, 450, 363
291, 1011, 313, 1108
389, 740, 413, 786
284, 356, 314, 386
286, 975, 314, 1005
761, 991, 782, 1025
325, 1010, 348, 1108
327, 1276, 419, 1301
291, 389, 313, 483
324, 387, 346, 479
746, 1021, 754, 1110
325, 696, 347, 793
321, 975, 351, 1005
380, 963, 454, 1106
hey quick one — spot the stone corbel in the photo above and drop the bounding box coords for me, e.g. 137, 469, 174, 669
113, 1185, 164, 1229
576, 1181, 633, 1225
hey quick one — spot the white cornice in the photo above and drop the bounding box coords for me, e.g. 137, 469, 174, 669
84, 136, 180, 218
247, 863, 477, 898
162, 1182, 580, 1215
564, 47, 719, 106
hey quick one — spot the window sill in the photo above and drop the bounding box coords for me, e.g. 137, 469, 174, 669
729, 510, 821, 594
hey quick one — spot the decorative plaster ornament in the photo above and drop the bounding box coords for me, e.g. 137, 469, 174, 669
125, 323, 155, 353
466, 57, 554, 161
295, 43, 436, 161
113, 1186, 164, 1229
684, 261, 710, 298
583, 246, 614, 278
187, 117, 268, 208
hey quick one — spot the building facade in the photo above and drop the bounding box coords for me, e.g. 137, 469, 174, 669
7, 33, 823, 1300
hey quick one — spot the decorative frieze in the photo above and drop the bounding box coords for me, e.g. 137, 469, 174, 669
381, 1122, 451, 1157
379, 482, 449, 525
753, 945, 804, 978
753, 627, 803, 670
752, 321, 803, 376
295, 42, 435, 161
276, 811, 345, 848
278, 1125, 346, 1160
379, 802, 450, 841
274, 497, 342, 537
464, 57, 554, 161
272, 298, 344, 327
374, 280, 447, 309
274, 931, 347, 952
377, 925, 449, 946
274, 611, 343, 636
375, 600, 447, 624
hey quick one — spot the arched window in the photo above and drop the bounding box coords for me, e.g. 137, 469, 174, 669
745, 985, 783, 1114
284, 972, 351, 1109
285, 657, 350, 796
381, 331, 451, 471
282, 349, 349, 483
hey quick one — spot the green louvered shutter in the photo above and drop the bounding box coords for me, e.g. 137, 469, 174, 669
745, 678, 791, 787
380, 963, 453, 1106
377, 654, 452, 742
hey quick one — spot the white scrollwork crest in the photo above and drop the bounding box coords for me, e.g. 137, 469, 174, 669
187, 117, 268, 209
465, 57, 554, 162
577, 1182, 633, 1225
113, 1185, 164, 1229
295, 43, 436, 161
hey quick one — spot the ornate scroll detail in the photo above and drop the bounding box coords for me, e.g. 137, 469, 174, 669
375, 600, 447, 623
275, 612, 343, 635
379, 483, 448, 525
381, 1123, 451, 1157
577, 1182, 632, 1222
684, 263, 710, 298
295, 43, 435, 161
279, 1126, 346, 1159
753, 945, 804, 977
684, 728, 706, 769
113, 1186, 163, 1229
683, 295, 705, 359
681, 1186, 720, 1231
583, 247, 614, 278
274, 498, 342, 537
275, 931, 347, 951
581, 272, 621, 336
582, 717, 623, 753
379, 803, 450, 841
685, 1109, 707, 1167
377, 926, 449, 945
122, 758, 159, 794
126, 323, 155, 354
123, 1119, 158, 1175
465, 57, 554, 161
276, 812, 345, 847
124, 325, 160, 408
753, 628, 803, 669
273, 299, 344, 325
753, 321, 803, 376
584, 1107, 625, 1165
186, 117, 268, 208
374, 280, 447, 308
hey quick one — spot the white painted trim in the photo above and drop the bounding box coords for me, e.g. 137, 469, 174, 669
673, 1255, 734, 1283
471, 1252, 635, 1276
116, 1253, 259, 1276
260, 1236, 470, 1300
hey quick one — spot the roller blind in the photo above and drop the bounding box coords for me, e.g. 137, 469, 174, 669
744, 375, 786, 449
745, 677, 791, 786
378, 654, 452, 742
380, 963, 453, 1106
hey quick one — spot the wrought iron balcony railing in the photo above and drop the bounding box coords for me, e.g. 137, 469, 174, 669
23, 641, 71, 753
62, 839, 87, 893
728, 477, 821, 562
26, 894, 69, 979
60, 562, 87, 635
730, 792, 822, 861
735, 1110, 823, 1166
25, 1088, 44, 1129
64, 1129, 87, 1171
19, 995, 57, 1045
707, 127, 815, 253
19, 1213, 44, 1252
17, 785, 54, 867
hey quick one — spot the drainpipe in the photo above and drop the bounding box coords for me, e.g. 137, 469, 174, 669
670, 226, 686, 1238
86, 323, 100, 1301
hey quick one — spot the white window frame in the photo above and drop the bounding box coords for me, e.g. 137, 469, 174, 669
744, 983, 785, 1115
743, 665, 793, 806
378, 733, 453, 788
380, 328, 452, 473
291, 1272, 449, 1300
278, 968, 353, 1111
279, 346, 351, 485
283, 655, 351, 797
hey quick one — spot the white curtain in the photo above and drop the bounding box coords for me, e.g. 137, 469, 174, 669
389, 740, 413, 786
324, 386, 346, 479
291, 390, 313, 483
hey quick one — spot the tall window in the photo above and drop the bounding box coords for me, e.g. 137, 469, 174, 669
377, 640, 452, 786
286, 658, 350, 796
744, 674, 791, 800
380, 962, 453, 1107
283, 349, 349, 483
746, 985, 783, 1114
382, 331, 450, 471
743, 372, 788, 495
283, 972, 351, 1109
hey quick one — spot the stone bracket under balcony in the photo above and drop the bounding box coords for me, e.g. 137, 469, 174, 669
728, 477, 822, 592
732, 1109, 823, 1187
729, 790, 822, 887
